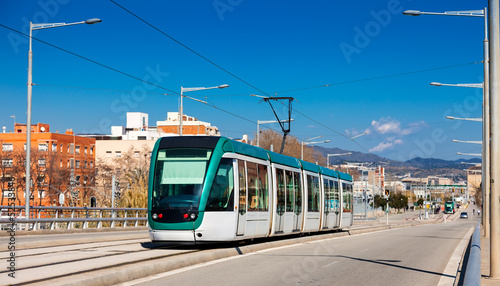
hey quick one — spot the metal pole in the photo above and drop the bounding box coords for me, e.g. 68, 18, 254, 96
25, 22, 33, 219
112, 175, 116, 208
364, 169, 367, 219
489, 0, 500, 278
301, 142, 304, 160
484, 6, 491, 238
179, 88, 183, 136
257, 121, 260, 147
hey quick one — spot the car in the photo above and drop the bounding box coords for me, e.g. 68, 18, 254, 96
460, 212, 469, 219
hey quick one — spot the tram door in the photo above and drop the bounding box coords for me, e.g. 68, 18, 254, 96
293, 172, 302, 232
275, 170, 285, 233
333, 180, 341, 227
322, 179, 330, 229
236, 160, 247, 236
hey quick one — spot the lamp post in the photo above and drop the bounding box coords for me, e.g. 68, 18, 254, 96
301, 136, 330, 160
26, 18, 101, 220
452, 140, 482, 144
457, 152, 483, 157
257, 119, 293, 147
350, 132, 368, 140
179, 84, 229, 136
326, 153, 352, 168
405, 7, 495, 258
446, 116, 483, 122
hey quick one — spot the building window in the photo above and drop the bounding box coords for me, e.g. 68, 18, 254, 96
2, 143, 13, 152
52, 143, 57, 152
90, 161, 94, 168
90, 147, 94, 155
70, 143, 74, 154
60, 144, 63, 153
138, 136, 147, 140
75, 146, 80, 154
38, 190, 45, 198
115, 151, 122, 158
84, 146, 88, 155
2, 159, 13, 167
75, 160, 80, 168
60, 160, 63, 168
38, 143, 48, 151
105, 151, 112, 158
84, 161, 88, 169
38, 159, 46, 167
134, 151, 140, 158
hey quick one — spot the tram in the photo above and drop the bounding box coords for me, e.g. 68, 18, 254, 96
148, 136, 353, 244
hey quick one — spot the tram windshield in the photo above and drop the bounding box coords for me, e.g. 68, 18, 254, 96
152, 148, 212, 214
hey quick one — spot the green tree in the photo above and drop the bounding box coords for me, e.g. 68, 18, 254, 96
389, 192, 409, 212
417, 198, 424, 207
371, 194, 388, 211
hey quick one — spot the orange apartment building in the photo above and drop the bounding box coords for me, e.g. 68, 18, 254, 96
0, 123, 95, 207
156, 112, 220, 136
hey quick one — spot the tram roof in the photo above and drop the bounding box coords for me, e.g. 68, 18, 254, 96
266, 151, 301, 169
318, 166, 339, 178
337, 171, 352, 181
222, 138, 269, 161
299, 159, 320, 173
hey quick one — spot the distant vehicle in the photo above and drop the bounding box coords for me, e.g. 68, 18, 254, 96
444, 201, 456, 214
460, 212, 468, 219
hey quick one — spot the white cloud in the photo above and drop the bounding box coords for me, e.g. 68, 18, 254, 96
369, 138, 404, 153
371, 117, 401, 134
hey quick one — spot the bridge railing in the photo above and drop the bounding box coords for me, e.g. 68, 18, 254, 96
0, 205, 148, 231
463, 221, 481, 285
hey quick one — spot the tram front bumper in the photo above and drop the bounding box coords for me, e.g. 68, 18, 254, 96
149, 229, 196, 243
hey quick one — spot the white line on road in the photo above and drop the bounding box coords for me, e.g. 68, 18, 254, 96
322, 261, 339, 268
437, 225, 474, 286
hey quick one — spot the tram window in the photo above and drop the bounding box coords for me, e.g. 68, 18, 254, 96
277, 169, 285, 215
342, 183, 353, 212
258, 164, 269, 211
152, 148, 211, 210
247, 162, 269, 212
285, 170, 294, 212
247, 162, 259, 211
307, 175, 320, 212
206, 158, 234, 211
324, 179, 330, 213
294, 172, 302, 214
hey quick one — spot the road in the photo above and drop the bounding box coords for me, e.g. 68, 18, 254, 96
0, 208, 478, 285
129, 212, 478, 286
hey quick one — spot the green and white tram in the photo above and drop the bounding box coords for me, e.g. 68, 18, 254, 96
148, 136, 353, 244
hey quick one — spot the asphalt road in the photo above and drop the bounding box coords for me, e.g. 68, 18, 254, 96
130, 213, 478, 286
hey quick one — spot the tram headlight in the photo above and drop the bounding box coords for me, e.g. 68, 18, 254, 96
152, 213, 158, 219
190, 213, 196, 220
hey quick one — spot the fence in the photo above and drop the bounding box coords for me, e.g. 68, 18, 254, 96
0, 205, 148, 231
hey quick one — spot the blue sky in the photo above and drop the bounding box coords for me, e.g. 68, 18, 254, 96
0, 0, 487, 161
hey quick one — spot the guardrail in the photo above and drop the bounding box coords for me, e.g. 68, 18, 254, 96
463, 221, 481, 286
0, 205, 148, 231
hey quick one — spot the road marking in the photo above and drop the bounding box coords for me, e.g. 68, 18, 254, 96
437, 226, 474, 286
323, 261, 339, 268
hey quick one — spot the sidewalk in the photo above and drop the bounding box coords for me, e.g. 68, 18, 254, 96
480, 228, 500, 285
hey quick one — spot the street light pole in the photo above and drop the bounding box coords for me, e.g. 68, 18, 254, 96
25, 18, 101, 221
326, 153, 352, 168
179, 84, 229, 136
488, 0, 500, 278
301, 136, 330, 160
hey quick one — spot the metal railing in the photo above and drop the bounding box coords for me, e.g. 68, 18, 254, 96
0, 205, 148, 231
463, 221, 481, 285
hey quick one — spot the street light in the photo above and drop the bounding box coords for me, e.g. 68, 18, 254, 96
179, 84, 229, 136
350, 132, 368, 140
457, 152, 482, 157
327, 153, 352, 168
257, 119, 293, 147
26, 18, 101, 220
301, 136, 330, 160
446, 116, 482, 122
406, 8, 493, 246
452, 139, 482, 144
430, 82, 483, 88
